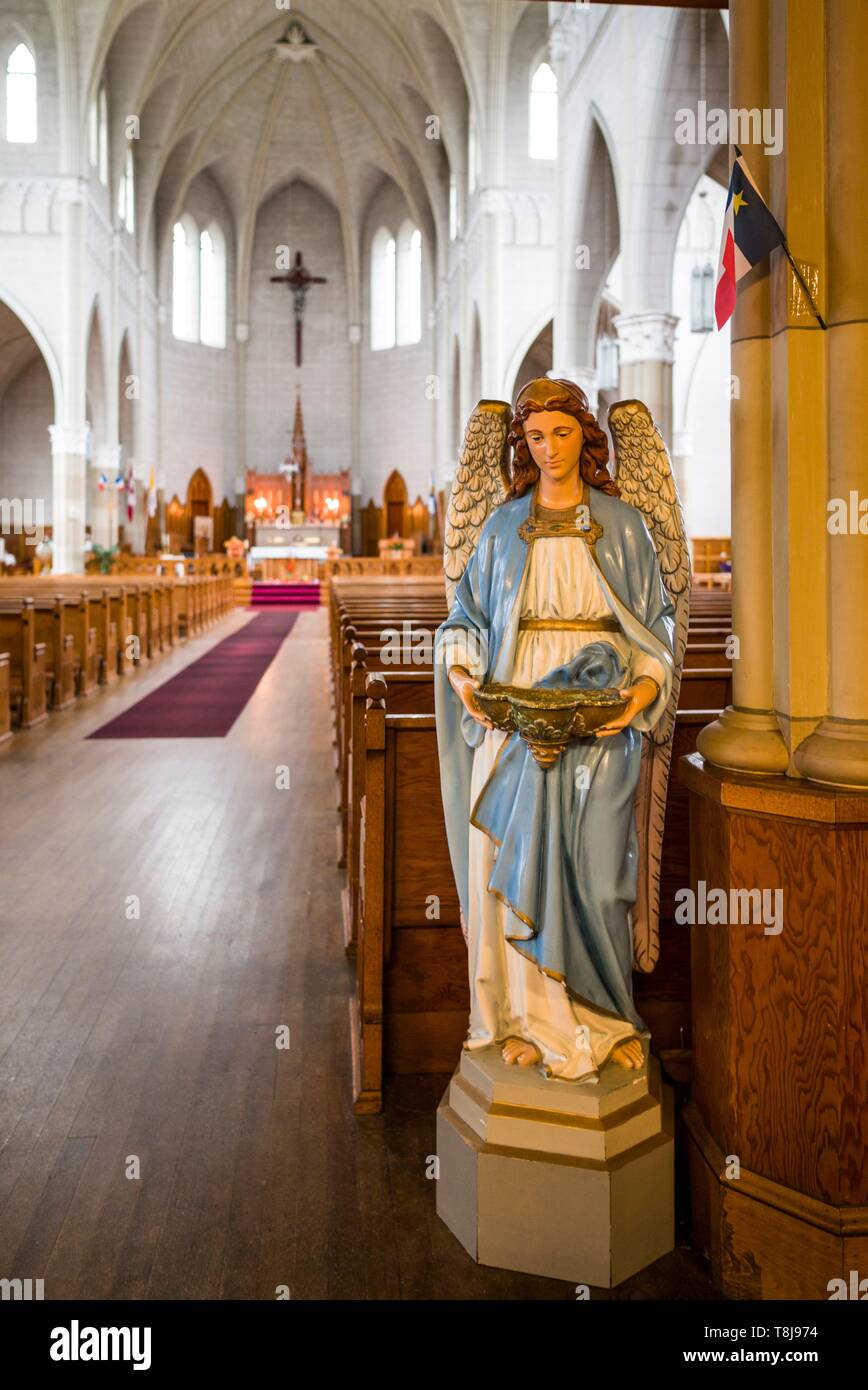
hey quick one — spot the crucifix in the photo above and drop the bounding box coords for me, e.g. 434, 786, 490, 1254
270, 250, 327, 367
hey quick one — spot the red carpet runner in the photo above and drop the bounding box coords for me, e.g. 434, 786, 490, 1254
250, 581, 320, 607
88, 610, 299, 739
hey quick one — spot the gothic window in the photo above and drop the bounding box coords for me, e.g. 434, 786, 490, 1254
172, 217, 200, 342
88, 96, 98, 168
5, 42, 37, 144
117, 146, 135, 233
529, 61, 557, 160
468, 114, 478, 193
396, 223, 422, 346
371, 226, 397, 351
98, 84, 108, 185
448, 173, 458, 240
89, 82, 108, 180
199, 225, 227, 348
690, 263, 715, 332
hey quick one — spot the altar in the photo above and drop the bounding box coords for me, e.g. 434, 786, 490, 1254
253, 523, 340, 553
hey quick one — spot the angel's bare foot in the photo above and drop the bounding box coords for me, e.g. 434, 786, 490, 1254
611, 1037, 645, 1070
501, 1038, 542, 1067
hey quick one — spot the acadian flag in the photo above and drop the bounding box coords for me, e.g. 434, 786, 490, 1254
715, 148, 786, 330
147, 466, 157, 519
98, 473, 108, 492
114, 472, 124, 490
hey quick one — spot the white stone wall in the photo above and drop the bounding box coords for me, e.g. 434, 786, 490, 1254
245, 180, 351, 480
359, 179, 436, 509
160, 173, 236, 506
0, 351, 53, 520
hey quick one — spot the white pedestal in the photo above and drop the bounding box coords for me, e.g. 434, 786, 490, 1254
436, 1044, 674, 1287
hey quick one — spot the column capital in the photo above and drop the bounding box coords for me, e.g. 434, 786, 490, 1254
613, 312, 678, 366
49, 424, 90, 457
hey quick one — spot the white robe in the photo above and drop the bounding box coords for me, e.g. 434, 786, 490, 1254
444, 532, 665, 1082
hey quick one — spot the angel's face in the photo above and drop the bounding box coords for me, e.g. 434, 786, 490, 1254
522, 410, 583, 483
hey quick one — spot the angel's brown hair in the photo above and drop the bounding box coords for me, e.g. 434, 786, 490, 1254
506, 378, 620, 501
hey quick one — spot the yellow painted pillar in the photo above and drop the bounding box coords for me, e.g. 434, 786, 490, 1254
794, 0, 868, 788
697, 0, 788, 775
765, 0, 829, 771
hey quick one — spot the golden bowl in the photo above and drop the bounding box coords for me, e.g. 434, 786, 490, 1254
474, 683, 628, 767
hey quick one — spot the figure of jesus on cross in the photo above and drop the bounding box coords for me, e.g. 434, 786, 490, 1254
270, 250, 327, 367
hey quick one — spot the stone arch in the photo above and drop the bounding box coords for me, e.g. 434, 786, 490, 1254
118, 331, 135, 469
0, 296, 55, 559
629, 6, 730, 314
0, 284, 62, 419
470, 306, 481, 405
511, 319, 553, 402
450, 336, 461, 457
574, 117, 620, 369
503, 305, 555, 404
85, 300, 108, 444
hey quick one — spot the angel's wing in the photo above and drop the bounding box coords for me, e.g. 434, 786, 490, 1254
608, 399, 691, 974
443, 399, 512, 607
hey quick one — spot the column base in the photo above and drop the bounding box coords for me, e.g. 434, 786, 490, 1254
684, 1101, 868, 1300
793, 717, 868, 790
696, 706, 789, 776
680, 753, 868, 1299
436, 1045, 674, 1287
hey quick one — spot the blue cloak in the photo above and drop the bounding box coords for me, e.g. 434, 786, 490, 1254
433, 483, 675, 1028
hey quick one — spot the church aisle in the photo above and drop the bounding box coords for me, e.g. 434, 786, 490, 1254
0, 609, 711, 1300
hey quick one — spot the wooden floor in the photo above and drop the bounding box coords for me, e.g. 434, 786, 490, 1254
0, 607, 718, 1300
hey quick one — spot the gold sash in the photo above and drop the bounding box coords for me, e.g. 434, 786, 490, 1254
518, 616, 622, 632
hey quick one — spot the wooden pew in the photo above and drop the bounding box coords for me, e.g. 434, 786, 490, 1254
0, 651, 11, 745
344, 654, 434, 952
352, 675, 468, 1114
0, 599, 47, 728
0, 570, 234, 743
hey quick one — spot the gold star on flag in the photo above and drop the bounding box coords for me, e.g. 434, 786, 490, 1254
732, 189, 748, 215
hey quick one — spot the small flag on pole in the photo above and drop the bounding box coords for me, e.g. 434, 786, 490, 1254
715, 147, 826, 331
98, 473, 108, 492
126, 467, 136, 524
115, 472, 124, 490
715, 148, 785, 330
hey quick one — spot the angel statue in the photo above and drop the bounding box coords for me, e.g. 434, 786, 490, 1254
433, 378, 689, 1083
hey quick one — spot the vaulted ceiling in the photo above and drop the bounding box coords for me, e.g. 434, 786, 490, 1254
54, 0, 519, 300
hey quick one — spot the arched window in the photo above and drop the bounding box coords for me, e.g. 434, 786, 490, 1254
88, 97, 98, 168
98, 84, 108, 185
468, 114, 478, 194
396, 223, 422, 346
6, 42, 37, 144
529, 61, 557, 160
448, 173, 458, 240
690, 263, 715, 333
199, 224, 227, 348
172, 217, 200, 342
117, 146, 135, 233
370, 226, 396, 351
